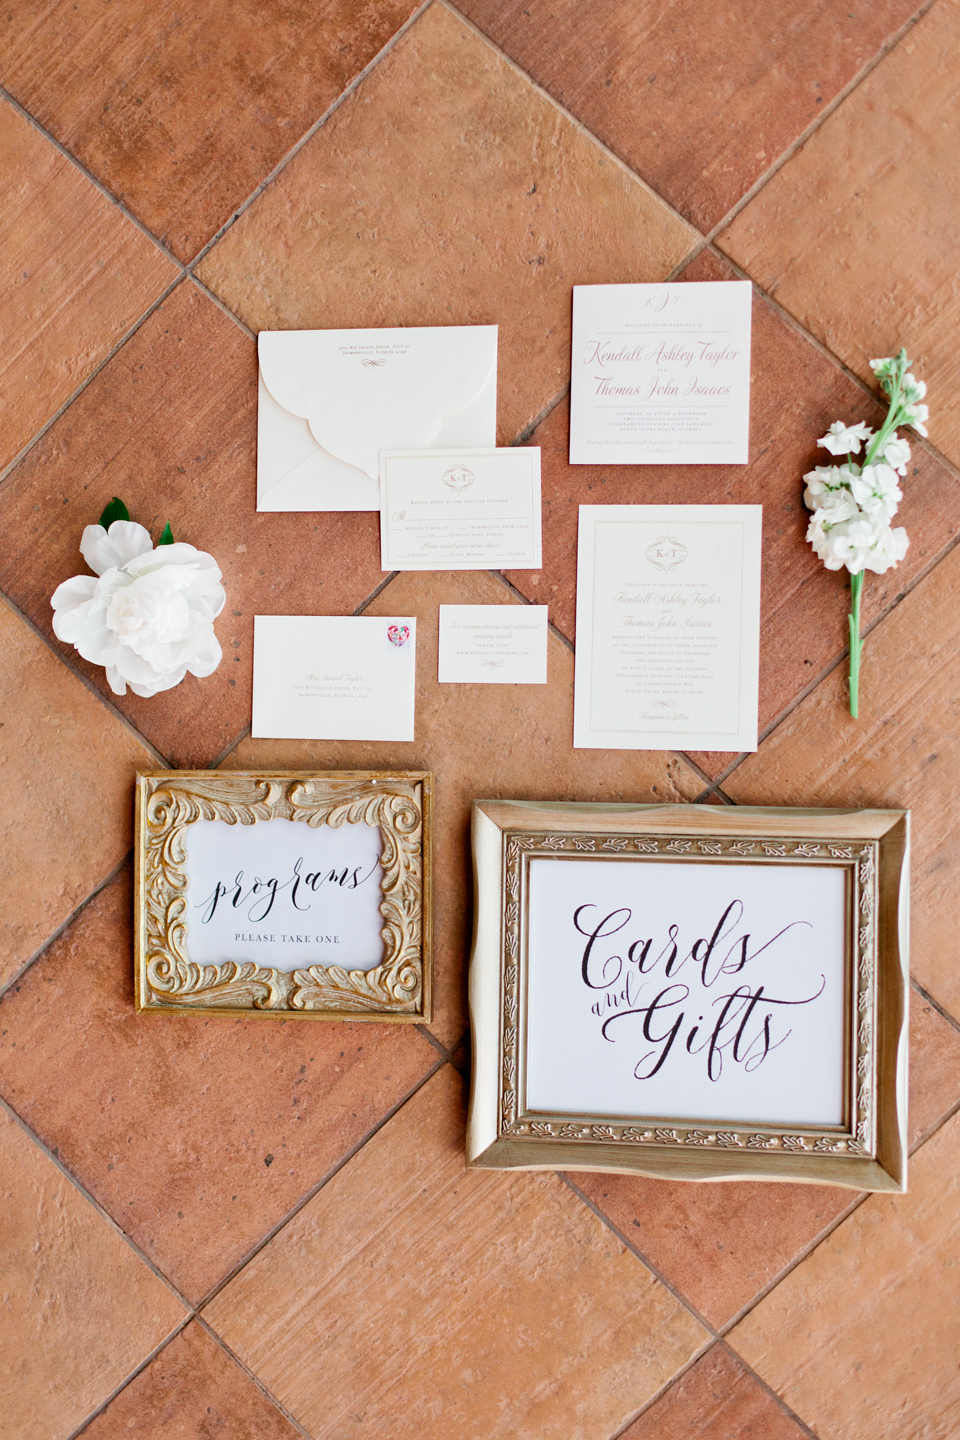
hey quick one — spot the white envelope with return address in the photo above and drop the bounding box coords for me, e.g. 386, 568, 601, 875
257, 325, 498, 512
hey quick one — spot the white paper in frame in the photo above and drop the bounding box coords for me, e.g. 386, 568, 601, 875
467, 801, 909, 1190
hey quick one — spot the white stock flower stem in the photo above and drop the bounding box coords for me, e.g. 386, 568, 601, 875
845, 353, 905, 719
848, 569, 864, 719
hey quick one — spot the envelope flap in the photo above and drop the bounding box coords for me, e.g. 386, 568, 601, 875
259, 326, 498, 479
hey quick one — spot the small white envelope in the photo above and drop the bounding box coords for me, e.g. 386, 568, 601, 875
257, 326, 498, 512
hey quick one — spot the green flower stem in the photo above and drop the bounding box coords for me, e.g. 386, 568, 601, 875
848, 569, 864, 719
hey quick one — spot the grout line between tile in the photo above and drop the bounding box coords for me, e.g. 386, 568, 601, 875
194, 1319, 315, 1440
0, 587, 171, 765
184, 0, 436, 273
194, 1055, 447, 1309
0, 1092, 195, 1312
354, 571, 400, 613
207, 724, 252, 770
188, 273, 256, 341
0, 83, 187, 270
702, 0, 939, 247
510, 384, 569, 448
488, 570, 576, 652
605, 1335, 718, 1440
0, 851, 132, 1005
715, 1339, 821, 1439
0, 273, 186, 490
559, 1172, 719, 1338
911, 978, 960, 1036
716, 1189, 870, 1337
441, 0, 704, 253
413, 1022, 458, 1065
909, 1094, 960, 1157
675, 752, 717, 791
66, 1319, 195, 1440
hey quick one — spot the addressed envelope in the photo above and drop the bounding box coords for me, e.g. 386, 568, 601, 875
258, 326, 498, 512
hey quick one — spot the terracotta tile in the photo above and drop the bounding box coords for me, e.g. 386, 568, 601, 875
620, 1343, 805, 1440
0, 280, 384, 767
724, 540, 960, 1023
0, 0, 423, 262
504, 249, 960, 780
0, 867, 438, 1303
576, 988, 957, 1329
719, 0, 960, 469
224, 567, 703, 1049
0, 593, 154, 989
79, 1321, 301, 1440
204, 1066, 707, 1439
0, 1106, 185, 1440
459, 0, 919, 235
196, 2, 697, 449
727, 1110, 960, 1438
0, 97, 175, 473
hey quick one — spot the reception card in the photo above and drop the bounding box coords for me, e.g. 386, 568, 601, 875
379, 448, 541, 570
569, 282, 752, 465
573, 504, 761, 752
252, 615, 416, 741
438, 605, 548, 684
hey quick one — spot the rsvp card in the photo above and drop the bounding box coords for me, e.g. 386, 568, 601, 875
379, 448, 541, 570
569, 282, 752, 465
574, 505, 761, 752
252, 615, 416, 741
438, 605, 548, 684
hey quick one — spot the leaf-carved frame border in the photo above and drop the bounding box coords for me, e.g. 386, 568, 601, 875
467, 801, 909, 1191
134, 770, 432, 1022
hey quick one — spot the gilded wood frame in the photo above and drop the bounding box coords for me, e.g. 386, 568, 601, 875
134, 770, 432, 1022
467, 801, 909, 1191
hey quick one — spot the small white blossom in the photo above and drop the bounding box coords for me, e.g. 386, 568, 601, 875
848, 463, 902, 523
903, 401, 929, 437
902, 373, 927, 402
870, 356, 896, 377
863, 525, 909, 574
878, 434, 911, 475
51, 521, 225, 698
817, 420, 874, 455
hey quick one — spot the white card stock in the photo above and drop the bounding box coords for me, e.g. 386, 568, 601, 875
379, 448, 541, 570
252, 615, 416, 740
573, 505, 761, 752
438, 605, 548, 684
569, 282, 752, 465
257, 326, 497, 511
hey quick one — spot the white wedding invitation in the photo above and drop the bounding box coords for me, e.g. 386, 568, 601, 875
569, 282, 752, 465
257, 326, 497, 512
438, 605, 548, 684
574, 505, 761, 751
252, 615, 416, 740
379, 448, 541, 571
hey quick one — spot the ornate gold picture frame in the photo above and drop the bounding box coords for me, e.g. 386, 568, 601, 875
467, 801, 909, 1191
135, 770, 432, 1022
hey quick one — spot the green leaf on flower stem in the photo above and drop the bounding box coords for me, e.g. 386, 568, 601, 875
98, 497, 130, 528
158, 522, 175, 546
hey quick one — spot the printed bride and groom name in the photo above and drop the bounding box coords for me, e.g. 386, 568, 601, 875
573, 900, 825, 1084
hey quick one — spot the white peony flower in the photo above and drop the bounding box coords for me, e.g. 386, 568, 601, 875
803, 464, 856, 512
817, 420, 874, 455
51, 521, 225, 698
878, 434, 911, 475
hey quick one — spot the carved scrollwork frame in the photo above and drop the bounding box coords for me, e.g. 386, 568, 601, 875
467, 801, 909, 1191
134, 770, 432, 1022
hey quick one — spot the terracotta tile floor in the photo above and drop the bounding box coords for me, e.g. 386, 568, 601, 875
2, 3, 959, 1435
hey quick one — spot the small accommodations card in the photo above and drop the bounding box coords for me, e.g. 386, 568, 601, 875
569, 281, 752, 465
379, 448, 541, 571
574, 504, 761, 752
257, 326, 497, 512
252, 615, 416, 741
438, 605, 548, 684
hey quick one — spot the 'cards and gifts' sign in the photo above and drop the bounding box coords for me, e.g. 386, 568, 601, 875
525, 857, 847, 1128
